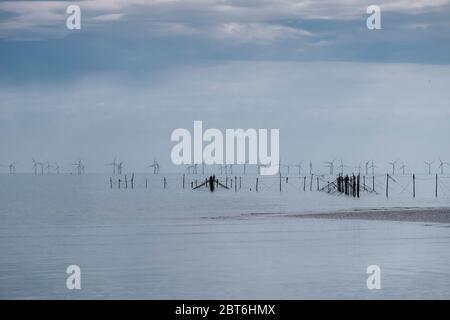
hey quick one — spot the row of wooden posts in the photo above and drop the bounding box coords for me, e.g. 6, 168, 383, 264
109, 173, 445, 198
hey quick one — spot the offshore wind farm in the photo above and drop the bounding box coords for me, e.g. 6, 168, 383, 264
1, 0, 450, 302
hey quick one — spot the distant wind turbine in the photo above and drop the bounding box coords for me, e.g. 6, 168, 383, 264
149, 159, 160, 174
117, 161, 124, 175
324, 159, 335, 175
437, 158, 449, 175
8, 162, 17, 175
108, 157, 117, 175
45, 161, 51, 174
400, 161, 407, 175
294, 161, 303, 176
387, 160, 398, 176
424, 161, 434, 175
32, 159, 38, 175
54, 162, 60, 174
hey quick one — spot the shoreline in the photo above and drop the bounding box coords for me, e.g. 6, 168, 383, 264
285, 207, 450, 223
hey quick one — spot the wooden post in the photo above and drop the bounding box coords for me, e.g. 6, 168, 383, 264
317, 176, 319, 191
239, 176, 242, 189
110, 177, 113, 189
164, 177, 167, 189
413, 174, 415, 198
436, 174, 438, 198
145, 178, 148, 189
226, 176, 228, 188
372, 175, 375, 192
327, 181, 330, 193
303, 176, 306, 191
385, 174, 389, 197
357, 175, 360, 198
256, 178, 259, 192
363, 176, 366, 191
182, 174, 185, 189
279, 173, 282, 192
118, 179, 121, 189
125, 175, 128, 189
235, 176, 237, 192
310, 175, 313, 191
131, 173, 134, 189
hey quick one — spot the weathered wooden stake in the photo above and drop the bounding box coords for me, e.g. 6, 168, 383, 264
256, 178, 259, 192
310, 175, 313, 191
436, 174, 438, 198
235, 176, 237, 192
317, 176, 319, 191
182, 174, 185, 189
110, 177, 113, 189
413, 174, 415, 198
386, 174, 389, 198
164, 177, 167, 189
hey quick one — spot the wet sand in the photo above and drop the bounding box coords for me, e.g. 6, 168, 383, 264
289, 207, 450, 223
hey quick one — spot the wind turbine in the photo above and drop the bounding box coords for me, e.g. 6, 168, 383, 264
32, 159, 38, 175
282, 164, 290, 175
242, 160, 250, 175
72, 160, 84, 175
437, 158, 449, 175
149, 159, 160, 174
424, 161, 434, 175
294, 161, 303, 176
45, 161, 51, 174
38, 161, 45, 175
387, 160, 398, 176
108, 157, 117, 175
370, 160, 377, 176
54, 162, 60, 174
8, 162, 17, 174
256, 164, 268, 175
400, 161, 407, 175
338, 160, 349, 175
364, 161, 371, 175
354, 161, 362, 175
324, 159, 335, 175
117, 162, 124, 175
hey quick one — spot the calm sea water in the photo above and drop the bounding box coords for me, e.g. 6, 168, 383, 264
0, 174, 449, 299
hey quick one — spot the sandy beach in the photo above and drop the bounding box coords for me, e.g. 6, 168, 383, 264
288, 207, 450, 223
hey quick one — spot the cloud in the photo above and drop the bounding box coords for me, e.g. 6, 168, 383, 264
1, 0, 449, 40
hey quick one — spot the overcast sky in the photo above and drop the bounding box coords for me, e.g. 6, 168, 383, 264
1, 0, 450, 173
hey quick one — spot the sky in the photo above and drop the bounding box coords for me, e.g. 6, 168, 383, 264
0, 0, 450, 174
